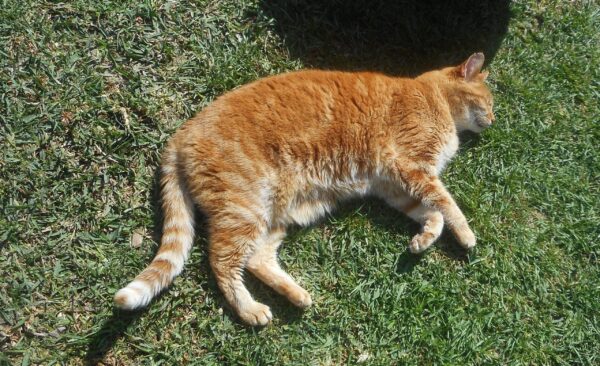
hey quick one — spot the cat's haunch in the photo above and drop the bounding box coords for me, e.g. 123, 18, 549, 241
115, 53, 495, 326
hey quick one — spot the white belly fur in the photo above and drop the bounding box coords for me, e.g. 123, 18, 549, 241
281, 178, 369, 226
436, 134, 459, 174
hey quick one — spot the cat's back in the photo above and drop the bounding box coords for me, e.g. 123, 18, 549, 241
172, 70, 397, 162
187, 70, 393, 130
233, 69, 391, 99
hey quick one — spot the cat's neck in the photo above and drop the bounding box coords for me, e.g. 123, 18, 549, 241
417, 75, 469, 133
407, 76, 456, 127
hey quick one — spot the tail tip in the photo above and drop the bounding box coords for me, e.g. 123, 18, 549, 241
114, 287, 145, 310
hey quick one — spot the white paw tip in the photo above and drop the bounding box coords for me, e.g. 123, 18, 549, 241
301, 295, 313, 308
462, 237, 477, 249
409, 244, 425, 254
293, 291, 313, 308
409, 237, 429, 254
464, 241, 477, 250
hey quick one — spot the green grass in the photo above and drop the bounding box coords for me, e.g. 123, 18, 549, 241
1, 0, 599, 364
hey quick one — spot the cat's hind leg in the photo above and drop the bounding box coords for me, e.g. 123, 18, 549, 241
247, 226, 312, 308
209, 219, 273, 326
403, 201, 444, 254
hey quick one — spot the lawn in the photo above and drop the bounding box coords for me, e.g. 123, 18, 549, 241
1, 0, 599, 364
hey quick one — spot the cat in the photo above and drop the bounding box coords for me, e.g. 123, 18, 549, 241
114, 53, 495, 326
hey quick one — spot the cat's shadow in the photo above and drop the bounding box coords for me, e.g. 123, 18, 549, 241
260, 0, 511, 75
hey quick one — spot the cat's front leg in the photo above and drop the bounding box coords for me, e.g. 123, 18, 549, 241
375, 186, 444, 253
396, 168, 476, 249
403, 203, 444, 253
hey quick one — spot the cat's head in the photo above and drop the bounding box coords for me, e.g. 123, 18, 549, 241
441, 53, 495, 133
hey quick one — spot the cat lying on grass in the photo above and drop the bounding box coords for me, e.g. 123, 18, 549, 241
115, 53, 495, 326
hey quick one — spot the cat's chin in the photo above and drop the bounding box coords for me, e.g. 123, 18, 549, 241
458, 125, 485, 134
466, 122, 490, 134
475, 118, 492, 130
457, 119, 489, 134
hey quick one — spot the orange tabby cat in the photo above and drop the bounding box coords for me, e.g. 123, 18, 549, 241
115, 53, 495, 326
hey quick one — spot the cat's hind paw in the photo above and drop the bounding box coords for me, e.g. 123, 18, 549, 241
239, 302, 273, 327
288, 286, 312, 308
454, 225, 477, 250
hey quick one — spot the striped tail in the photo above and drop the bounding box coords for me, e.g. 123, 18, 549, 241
114, 143, 195, 310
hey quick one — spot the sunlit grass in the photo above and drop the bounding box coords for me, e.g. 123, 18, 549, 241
1, 0, 598, 364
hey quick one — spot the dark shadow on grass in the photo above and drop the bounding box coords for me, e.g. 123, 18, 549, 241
85, 167, 211, 362
84, 167, 166, 364
84, 308, 147, 365
459, 130, 485, 149
299, 197, 473, 269
261, 0, 511, 75
347, 198, 471, 264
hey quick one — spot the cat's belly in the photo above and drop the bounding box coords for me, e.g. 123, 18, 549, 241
283, 199, 333, 226
276, 180, 369, 226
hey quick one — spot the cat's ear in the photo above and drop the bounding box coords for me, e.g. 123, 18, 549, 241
458, 52, 485, 81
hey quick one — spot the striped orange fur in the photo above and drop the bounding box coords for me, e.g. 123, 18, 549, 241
115, 53, 495, 326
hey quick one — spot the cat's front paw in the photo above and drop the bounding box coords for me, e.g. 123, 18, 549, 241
454, 225, 476, 249
408, 233, 435, 254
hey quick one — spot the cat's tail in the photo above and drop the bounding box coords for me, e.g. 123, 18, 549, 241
114, 141, 195, 310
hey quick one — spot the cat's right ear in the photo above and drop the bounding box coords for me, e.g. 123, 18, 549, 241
457, 53, 485, 81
